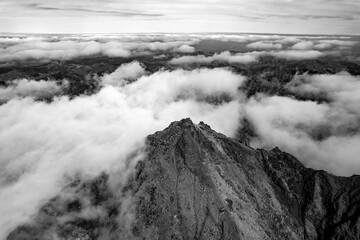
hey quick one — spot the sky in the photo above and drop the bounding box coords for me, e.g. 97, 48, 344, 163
0, 0, 360, 34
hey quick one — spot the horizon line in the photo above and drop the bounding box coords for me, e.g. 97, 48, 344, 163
1, 31, 359, 36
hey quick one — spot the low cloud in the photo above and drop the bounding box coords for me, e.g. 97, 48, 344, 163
0, 79, 66, 103
313, 43, 333, 50
318, 39, 357, 47
246, 41, 282, 50
0, 35, 200, 65
286, 72, 360, 115
274, 36, 301, 44
291, 41, 314, 50
174, 44, 195, 53
1, 34, 355, 66
246, 72, 360, 176
0, 40, 130, 64
169, 51, 259, 65
289, 39, 356, 51
0, 66, 245, 238
100, 61, 147, 87
270, 50, 326, 60
170, 49, 327, 65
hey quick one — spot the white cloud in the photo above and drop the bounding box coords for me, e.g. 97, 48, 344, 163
313, 43, 333, 50
100, 61, 147, 87
246, 72, 360, 176
289, 39, 356, 51
318, 39, 357, 46
0, 34, 353, 66
0, 79, 65, 103
288, 39, 357, 51
174, 44, 195, 53
286, 72, 360, 115
0, 40, 129, 63
270, 50, 325, 60
0, 35, 200, 65
274, 36, 301, 44
246, 41, 282, 50
170, 49, 327, 65
290, 41, 314, 50
169, 51, 259, 65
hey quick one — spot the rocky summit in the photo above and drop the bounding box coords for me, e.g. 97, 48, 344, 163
7, 119, 360, 240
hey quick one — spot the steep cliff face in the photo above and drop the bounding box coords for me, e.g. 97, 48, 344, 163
7, 119, 360, 240
260, 148, 360, 240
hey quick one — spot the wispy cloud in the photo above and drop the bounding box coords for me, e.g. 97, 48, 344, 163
27, 3, 164, 17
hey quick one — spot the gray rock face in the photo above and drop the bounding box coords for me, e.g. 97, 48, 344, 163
7, 119, 360, 240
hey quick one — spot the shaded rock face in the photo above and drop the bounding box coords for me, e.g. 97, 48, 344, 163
7, 173, 122, 240
7, 119, 360, 240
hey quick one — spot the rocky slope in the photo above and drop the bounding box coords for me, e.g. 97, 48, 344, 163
7, 119, 360, 240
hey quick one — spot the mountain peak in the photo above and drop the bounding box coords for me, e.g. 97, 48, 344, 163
175, 117, 195, 127
7, 120, 360, 240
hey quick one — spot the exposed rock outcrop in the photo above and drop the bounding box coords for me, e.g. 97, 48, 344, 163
7, 118, 360, 239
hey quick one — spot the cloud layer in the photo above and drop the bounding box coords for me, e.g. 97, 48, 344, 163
169, 49, 328, 65
0, 35, 199, 65
1, 34, 358, 66
246, 41, 282, 50
169, 51, 259, 65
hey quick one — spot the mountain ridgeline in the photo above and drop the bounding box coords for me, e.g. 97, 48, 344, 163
7, 119, 360, 240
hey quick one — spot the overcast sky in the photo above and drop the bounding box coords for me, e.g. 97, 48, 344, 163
1, 0, 360, 34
